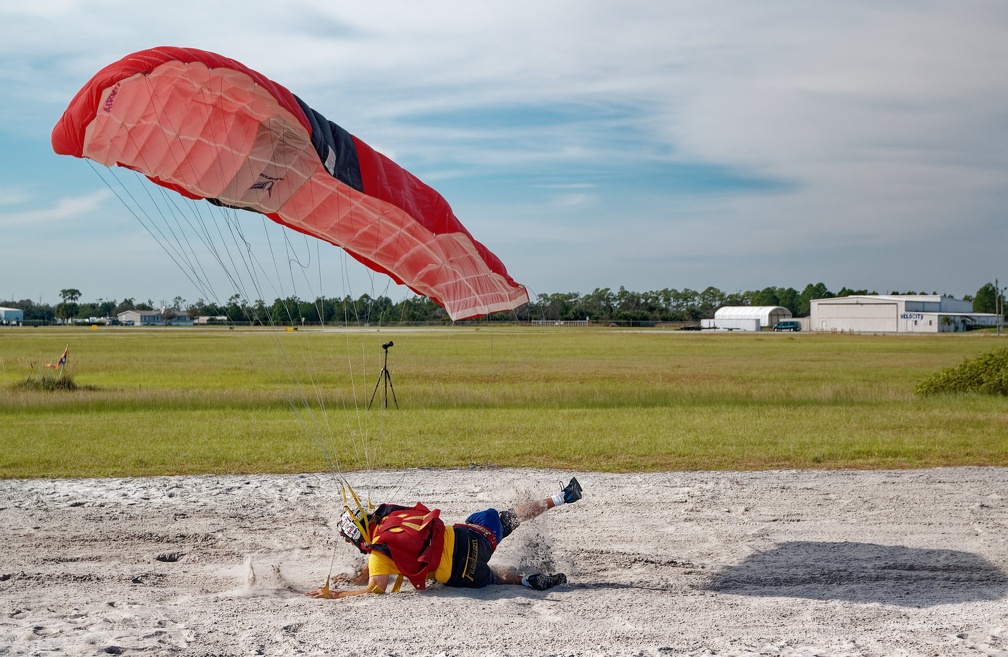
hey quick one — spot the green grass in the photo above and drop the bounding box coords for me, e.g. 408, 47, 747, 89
2, 326, 1006, 478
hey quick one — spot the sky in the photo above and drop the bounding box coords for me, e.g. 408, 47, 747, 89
2, 1, 1007, 308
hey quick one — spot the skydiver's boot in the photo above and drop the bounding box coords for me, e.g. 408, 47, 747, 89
549, 477, 582, 507
523, 573, 567, 590
560, 477, 582, 504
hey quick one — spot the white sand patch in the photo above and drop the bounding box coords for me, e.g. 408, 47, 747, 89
1, 468, 1006, 656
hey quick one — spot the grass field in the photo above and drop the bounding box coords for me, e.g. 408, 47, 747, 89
2, 326, 1006, 478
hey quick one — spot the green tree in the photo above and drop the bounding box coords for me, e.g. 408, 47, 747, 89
537, 292, 579, 321
8, 298, 54, 323
582, 288, 615, 321
974, 282, 998, 314
776, 287, 800, 315
114, 298, 136, 315
614, 286, 648, 322
56, 288, 82, 324
752, 287, 780, 307
798, 282, 833, 316
396, 296, 441, 323
697, 286, 727, 318
224, 294, 245, 323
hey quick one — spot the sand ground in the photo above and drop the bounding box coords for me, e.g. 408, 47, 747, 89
2, 467, 1006, 656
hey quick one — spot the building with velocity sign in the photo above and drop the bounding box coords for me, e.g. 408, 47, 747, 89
810, 295, 999, 333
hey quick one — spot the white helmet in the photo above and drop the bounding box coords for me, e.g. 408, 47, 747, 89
338, 507, 367, 552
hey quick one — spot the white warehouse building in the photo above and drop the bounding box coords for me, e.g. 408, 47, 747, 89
701, 306, 793, 332
810, 295, 999, 333
1, 306, 24, 325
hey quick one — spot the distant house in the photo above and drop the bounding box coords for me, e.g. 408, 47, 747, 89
117, 309, 193, 326
0, 306, 24, 325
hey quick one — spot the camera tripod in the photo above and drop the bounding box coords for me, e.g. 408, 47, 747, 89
368, 341, 398, 410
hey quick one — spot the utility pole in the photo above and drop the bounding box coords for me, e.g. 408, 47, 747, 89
997, 277, 1003, 336
998, 277, 1004, 336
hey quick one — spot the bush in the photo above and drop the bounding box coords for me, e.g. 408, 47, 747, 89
916, 346, 1008, 396
13, 373, 79, 392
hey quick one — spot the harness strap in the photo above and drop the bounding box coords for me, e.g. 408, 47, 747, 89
459, 522, 498, 552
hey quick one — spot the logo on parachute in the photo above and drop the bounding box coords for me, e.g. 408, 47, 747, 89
102, 84, 121, 114
248, 173, 283, 198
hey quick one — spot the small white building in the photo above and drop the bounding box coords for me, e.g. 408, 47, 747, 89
195, 315, 229, 325
810, 295, 999, 333
117, 309, 193, 326
701, 306, 794, 332
0, 306, 24, 325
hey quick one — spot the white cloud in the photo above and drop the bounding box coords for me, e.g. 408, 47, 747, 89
0, 187, 31, 206
0, 190, 111, 228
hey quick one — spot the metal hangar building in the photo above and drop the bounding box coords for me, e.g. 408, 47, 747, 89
810, 295, 999, 333
701, 306, 794, 332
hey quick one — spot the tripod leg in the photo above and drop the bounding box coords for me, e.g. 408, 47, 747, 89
386, 371, 398, 409
368, 368, 385, 410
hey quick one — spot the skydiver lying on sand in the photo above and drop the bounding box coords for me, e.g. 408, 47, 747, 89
306, 477, 583, 598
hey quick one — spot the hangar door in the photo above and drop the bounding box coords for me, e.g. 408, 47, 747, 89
816, 300, 898, 332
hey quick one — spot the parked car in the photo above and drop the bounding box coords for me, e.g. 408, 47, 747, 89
773, 320, 801, 332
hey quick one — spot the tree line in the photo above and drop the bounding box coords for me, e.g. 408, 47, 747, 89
3, 282, 1005, 326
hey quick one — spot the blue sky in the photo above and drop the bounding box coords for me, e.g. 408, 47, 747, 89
2, 1, 1007, 307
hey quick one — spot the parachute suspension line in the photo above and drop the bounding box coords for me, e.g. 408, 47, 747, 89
84, 130, 230, 310
235, 212, 370, 476
89, 166, 276, 356
90, 168, 338, 473
175, 67, 346, 469
85, 162, 217, 301
138, 65, 275, 319
149, 187, 228, 305
305, 156, 400, 494
325, 176, 383, 490
98, 73, 257, 321
252, 214, 357, 474
139, 69, 347, 474
244, 113, 386, 484
307, 239, 374, 484
107, 71, 344, 477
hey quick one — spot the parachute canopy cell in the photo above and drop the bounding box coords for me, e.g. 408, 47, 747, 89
51, 46, 528, 321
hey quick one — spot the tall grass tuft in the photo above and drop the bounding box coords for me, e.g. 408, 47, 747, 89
916, 346, 1008, 396
13, 372, 81, 392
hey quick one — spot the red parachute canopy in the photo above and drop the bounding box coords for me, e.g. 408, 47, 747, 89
51, 47, 528, 321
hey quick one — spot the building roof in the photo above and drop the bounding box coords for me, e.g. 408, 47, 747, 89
714, 306, 792, 322
813, 294, 973, 313
816, 294, 939, 303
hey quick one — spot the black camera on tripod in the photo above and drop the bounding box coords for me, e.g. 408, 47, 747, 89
370, 340, 398, 410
